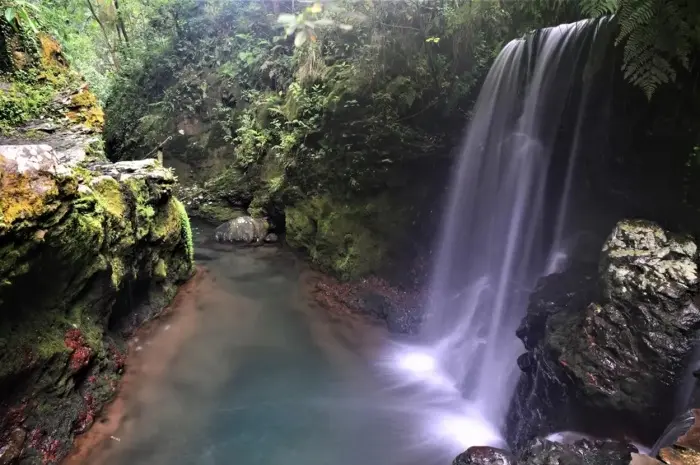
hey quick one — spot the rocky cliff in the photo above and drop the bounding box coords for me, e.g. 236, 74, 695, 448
0, 123, 193, 464
508, 219, 700, 448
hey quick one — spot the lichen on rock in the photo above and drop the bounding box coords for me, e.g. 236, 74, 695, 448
0, 135, 193, 463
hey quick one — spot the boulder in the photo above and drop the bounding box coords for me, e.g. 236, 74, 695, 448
0, 139, 193, 464
453, 446, 515, 465
215, 216, 268, 244
508, 220, 700, 448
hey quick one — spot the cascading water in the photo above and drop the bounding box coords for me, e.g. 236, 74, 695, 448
389, 18, 618, 449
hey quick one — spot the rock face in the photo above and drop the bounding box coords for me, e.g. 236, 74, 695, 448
508, 220, 700, 448
0, 139, 193, 464
215, 216, 268, 244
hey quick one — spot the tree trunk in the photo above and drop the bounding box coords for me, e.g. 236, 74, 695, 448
113, 0, 130, 48
85, 0, 119, 69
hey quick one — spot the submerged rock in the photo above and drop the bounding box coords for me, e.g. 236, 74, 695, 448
215, 216, 268, 244
0, 137, 193, 463
508, 219, 700, 448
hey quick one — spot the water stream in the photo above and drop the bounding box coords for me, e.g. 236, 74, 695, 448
67, 223, 493, 465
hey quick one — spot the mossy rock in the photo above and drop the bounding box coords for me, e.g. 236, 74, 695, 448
285, 196, 386, 280
0, 142, 193, 464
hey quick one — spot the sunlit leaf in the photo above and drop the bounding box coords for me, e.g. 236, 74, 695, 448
4, 7, 15, 24
310, 3, 323, 14
294, 29, 308, 47
21, 11, 38, 33
313, 18, 335, 26
277, 13, 296, 25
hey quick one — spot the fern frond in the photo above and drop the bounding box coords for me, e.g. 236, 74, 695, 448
580, 0, 619, 17
616, 0, 654, 43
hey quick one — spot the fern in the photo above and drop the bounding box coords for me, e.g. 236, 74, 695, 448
580, 0, 618, 17
582, 0, 699, 99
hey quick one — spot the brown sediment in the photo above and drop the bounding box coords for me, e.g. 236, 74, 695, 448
298, 268, 391, 367
62, 267, 209, 465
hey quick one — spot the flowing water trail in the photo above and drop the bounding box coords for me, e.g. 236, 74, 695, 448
65, 223, 483, 465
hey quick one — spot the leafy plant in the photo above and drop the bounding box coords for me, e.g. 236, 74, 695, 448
2, 0, 41, 33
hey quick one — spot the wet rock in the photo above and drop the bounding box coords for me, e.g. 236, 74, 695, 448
358, 291, 392, 319
356, 290, 422, 333
518, 438, 634, 465
508, 219, 700, 448
215, 217, 269, 244
385, 304, 423, 334
264, 233, 279, 243
0, 428, 26, 465
453, 446, 515, 465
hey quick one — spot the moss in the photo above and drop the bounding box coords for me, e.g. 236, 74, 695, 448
93, 177, 127, 218
0, 160, 59, 226
0, 81, 56, 132
152, 197, 181, 240
174, 198, 194, 267
123, 177, 156, 240
154, 258, 168, 278
195, 201, 245, 224
110, 256, 126, 289
285, 196, 386, 280
65, 92, 105, 130
70, 90, 99, 109
38, 34, 67, 72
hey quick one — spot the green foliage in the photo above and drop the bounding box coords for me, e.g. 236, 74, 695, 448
2, 0, 41, 34
580, 0, 700, 98
0, 78, 55, 131
285, 196, 386, 280
580, 0, 618, 17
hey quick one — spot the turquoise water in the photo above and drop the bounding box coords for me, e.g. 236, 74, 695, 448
96, 224, 464, 465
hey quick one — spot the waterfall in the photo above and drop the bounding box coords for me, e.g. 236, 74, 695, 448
405, 18, 618, 441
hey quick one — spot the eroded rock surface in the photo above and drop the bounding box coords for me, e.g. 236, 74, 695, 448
509, 220, 700, 448
0, 136, 193, 464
